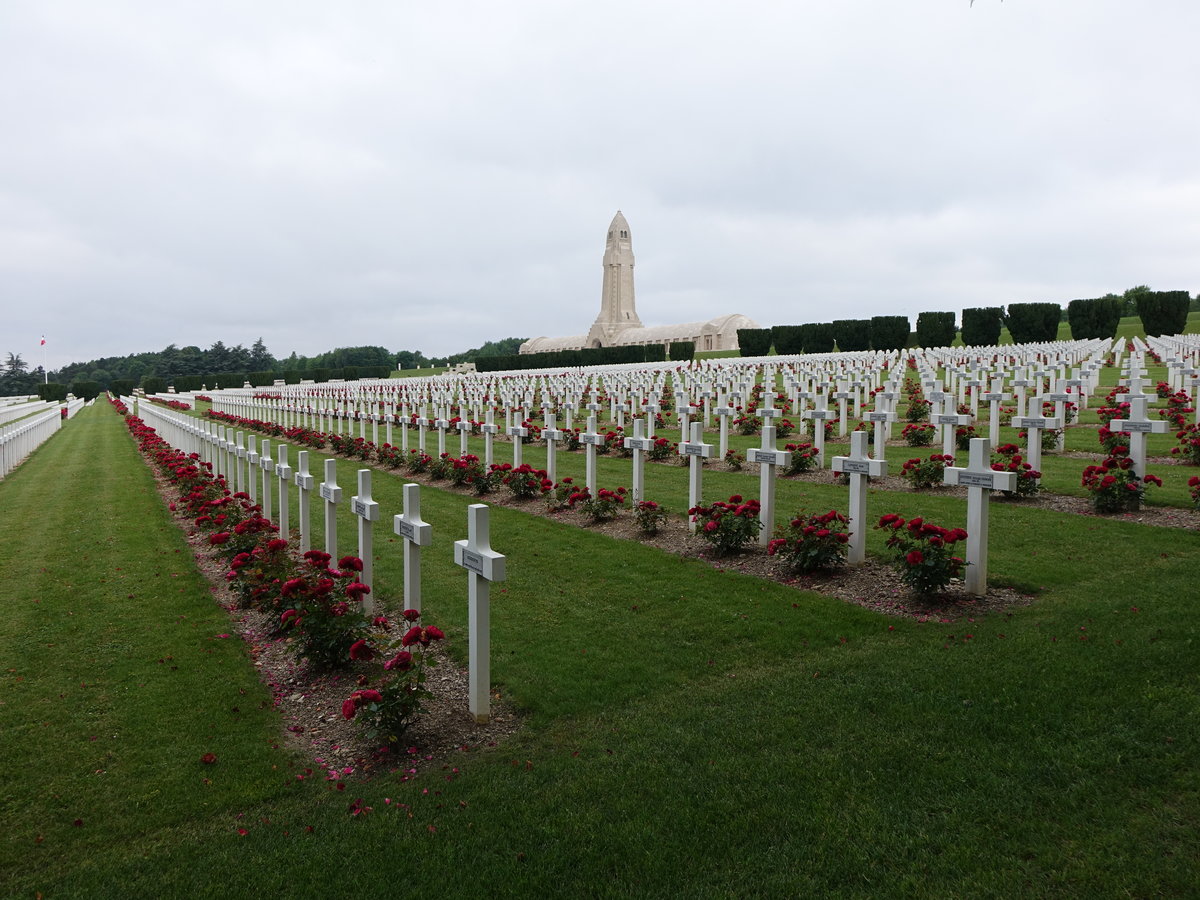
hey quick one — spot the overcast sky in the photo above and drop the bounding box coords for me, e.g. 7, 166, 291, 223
3, 1, 1198, 371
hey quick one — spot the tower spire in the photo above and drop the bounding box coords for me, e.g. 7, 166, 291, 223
588, 210, 641, 347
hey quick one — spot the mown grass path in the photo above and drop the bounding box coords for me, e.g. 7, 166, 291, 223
2, 401, 1198, 897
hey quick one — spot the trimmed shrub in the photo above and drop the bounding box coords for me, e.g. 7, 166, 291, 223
737, 328, 772, 357
1067, 297, 1123, 340
832, 319, 871, 352
1136, 290, 1190, 337
69, 380, 102, 401
142, 376, 167, 394
37, 382, 69, 402
1005, 303, 1061, 344
643, 343, 666, 363
668, 341, 695, 361
915, 311, 957, 348
801, 323, 836, 354
869, 315, 910, 351
960, 307, 1004, 347
771, 325, 805, 356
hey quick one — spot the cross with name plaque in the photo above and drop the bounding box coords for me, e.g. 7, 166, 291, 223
319, 458, 342, 559
294, 450, 314, 553
943, 438, 1016, 596
832, 431, 888, 565
579, 415, 605, 496
246, 436, 259, 505
750, 424, 789, 546
934, 396, 972, 457
680, 421, 713, 533
350, 469, 380, 611
1011, 394, 1061, 476
1108, 395, 1168, 478
274, 444, 292, 542
623, 418, 656, 503
453, 504, 507, 724
393, 483, 432, 613
258, 439, 273, 521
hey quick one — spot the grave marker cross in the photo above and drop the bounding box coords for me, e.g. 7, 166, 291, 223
749, 424, 789, 546
350, 469, 380, 613
943, 438, 1016, 596
393, 483, 432, 613
680, 421, 714, 533
453, 504, 507, 724
832, 431, 887, 565
1108, 395, 1168, 477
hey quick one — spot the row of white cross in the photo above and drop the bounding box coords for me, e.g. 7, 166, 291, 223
133, 399, 506, 724
0, 398, 87, 479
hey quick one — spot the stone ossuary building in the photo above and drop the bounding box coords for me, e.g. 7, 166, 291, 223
519, 211, 759, 355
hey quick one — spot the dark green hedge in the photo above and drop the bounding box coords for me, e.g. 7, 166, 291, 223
802, 323, 836, 354
1005, 303, 1061, 344
668, 341, 695, 361
832, 319, 871, 352
1067, 297, 1123, 340
915, 312, 957, 348
1136, 290, 1190, 337
771, 325, 805, 355
960, 307, 1004, 347
869, 316, 910, 351
108, 379, 135, 397
737, 328, 773, 357
69, 380, 102, 402
475, 343, 675, 372
37, 383, 69, 402
142, 376, 167, 393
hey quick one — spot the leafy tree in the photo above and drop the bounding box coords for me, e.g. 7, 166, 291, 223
915, 312, 957, 348
249, 337, 275, 371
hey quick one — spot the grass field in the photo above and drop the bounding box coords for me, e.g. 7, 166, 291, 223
2, 368, 1199, 897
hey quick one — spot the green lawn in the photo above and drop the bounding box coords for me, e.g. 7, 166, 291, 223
3, 389, 1198, 897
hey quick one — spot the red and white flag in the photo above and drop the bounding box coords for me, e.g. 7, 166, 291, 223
40, 336, 46, 346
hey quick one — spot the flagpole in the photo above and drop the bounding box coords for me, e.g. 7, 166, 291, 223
42, 336, 48, 384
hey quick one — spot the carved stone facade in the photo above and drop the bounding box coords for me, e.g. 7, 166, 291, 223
519, 211, 758, 355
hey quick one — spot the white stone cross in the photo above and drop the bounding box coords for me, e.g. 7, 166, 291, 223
832, 430, 888, 565
832, 381, 853, 437
415, 404, 430, 452
435, 406, 450, 458
458, 411, 471, 455
274, 444, 293, 542
803, 393, 833, 468
680, 421, 714, 533
1044, 378, 1075, 451
453, 503, 507, 724
543, 412, 562, 484
934, 396, 972, 457
749, 424, 789, 547
258, 439, 273, 521
623, 417, 656, 503
943, 438, 1016, 596
351, 469, 380, 612
865, 397, 896, 463
1012, 394, 1061, 476
678, 394, 692, 445
579, 414, 605, 496
644, 399, 660, 437
234, 431, 246, 494
481, 407, 499, 467
319, 457, 342, 559
393, 483, 432, 613
245, 436, 259, 505
714, 391, 736, 459
507, 417, 529, 468
981, 377, 1007, 446
294, 450, 314, 553
1108, 395, 1168, 477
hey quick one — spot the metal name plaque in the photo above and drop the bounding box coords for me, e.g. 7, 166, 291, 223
867, 412, 891, 422
958, 472, 996, 488
1122, 422, 1153, 433
396, 520, 416, 541
319, 484, 339, 502
351, 498, 371, 518
683, 444, 708, 456
839, 459, 872, 475
462, 550, 484, 576
936, 415, 963, 425
294, 474, 314, 490
580, 434, 605, 446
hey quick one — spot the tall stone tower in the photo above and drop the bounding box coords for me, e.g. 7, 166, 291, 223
586, 210, 642, 347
